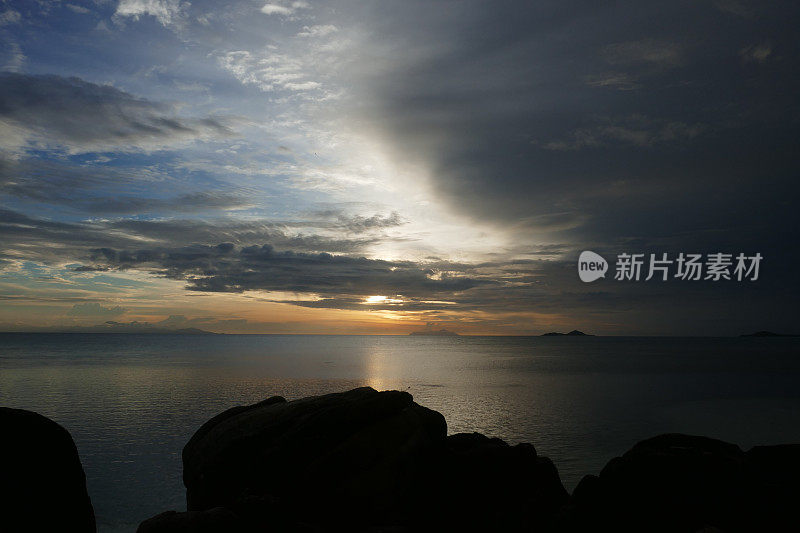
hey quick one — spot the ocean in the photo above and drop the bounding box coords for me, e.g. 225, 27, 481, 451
1, 333, 799, 532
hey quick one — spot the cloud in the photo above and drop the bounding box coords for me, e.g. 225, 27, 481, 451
114, 0, 189, 27
541, 115, 703, 150
297, 25, 338, 38
82, 192, 252, 215
216, 50, 323, 96
0, 73, 234, 153
584, 72, 640, 90
0, 207, 793, 334
260, 2, 310, 17
325, 0, 799, 263
67, 302, 126, 317
260, 4, 292, 16
333, 212, 405, 233
0, 155, 253, 215
80, 243, 493, 298
0, 208, 385, 268
740, 43, 772, 63
1, 42, 25, 73
66, 4, 92, 15
0, 9, 21, 26
1, 0, 798, 335
602, 40, 684, 67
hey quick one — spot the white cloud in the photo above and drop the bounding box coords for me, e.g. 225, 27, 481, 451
114, 0, 188, 27
260, 4, 291, 15
66, 4, 92, 15
260, 1, 310, 17
0, 9, 21, 26
297, 24, 338, 38
216, 50, 323, 96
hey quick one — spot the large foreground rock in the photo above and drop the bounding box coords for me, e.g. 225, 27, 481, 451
555, 433, 800, 532
183, 387, 446, 527
141, 387, 568, 532
0, 407, 96, 532
416, 432, 568, 531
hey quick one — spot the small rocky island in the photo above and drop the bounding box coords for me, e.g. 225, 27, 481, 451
2, 388, 799, 532
541, 330, 593, 336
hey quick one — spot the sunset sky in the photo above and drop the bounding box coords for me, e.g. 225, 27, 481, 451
1, 0, 798, 335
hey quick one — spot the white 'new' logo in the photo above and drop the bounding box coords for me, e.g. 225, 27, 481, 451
578, 251, 608, 282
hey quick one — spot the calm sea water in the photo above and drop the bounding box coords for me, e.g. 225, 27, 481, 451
1, 333, 799, 532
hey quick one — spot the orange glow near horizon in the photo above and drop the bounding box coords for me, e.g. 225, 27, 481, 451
0, 271, 580, 335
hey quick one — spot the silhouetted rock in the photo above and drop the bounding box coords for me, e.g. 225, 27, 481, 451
744, 443, 800, 529
182, 387, 448, 529
414, 432, 568, 531
139, 387, 568, 532
0, 407, 95, 532
541, 330, 592, 336
555, 433, 800, 532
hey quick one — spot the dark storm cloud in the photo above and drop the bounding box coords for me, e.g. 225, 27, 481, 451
351, 0, 800, 250
0, 156, 252, 214
103, 218, 381, 253
0, 73, 233, 151
0, 209, 122, 263
0, 208, 380, 266
327, 0, 800, 333
82, 243, 492, 297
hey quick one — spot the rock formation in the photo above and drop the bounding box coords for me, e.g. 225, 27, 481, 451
143, 387, 568, 532
554, 434, 800, 532
0, 407, 96, 532
136, 389, 800, 532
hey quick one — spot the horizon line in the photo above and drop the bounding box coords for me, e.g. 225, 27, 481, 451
0, 331, 795, 338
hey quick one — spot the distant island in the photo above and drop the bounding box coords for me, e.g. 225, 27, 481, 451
740, 331, 799, 337
409, 328, 459, 336
541, 330, 593, 336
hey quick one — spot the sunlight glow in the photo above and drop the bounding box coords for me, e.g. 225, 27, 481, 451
364, 295, 404, 305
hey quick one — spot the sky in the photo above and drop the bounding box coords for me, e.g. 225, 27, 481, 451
0, 0, 798, 335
